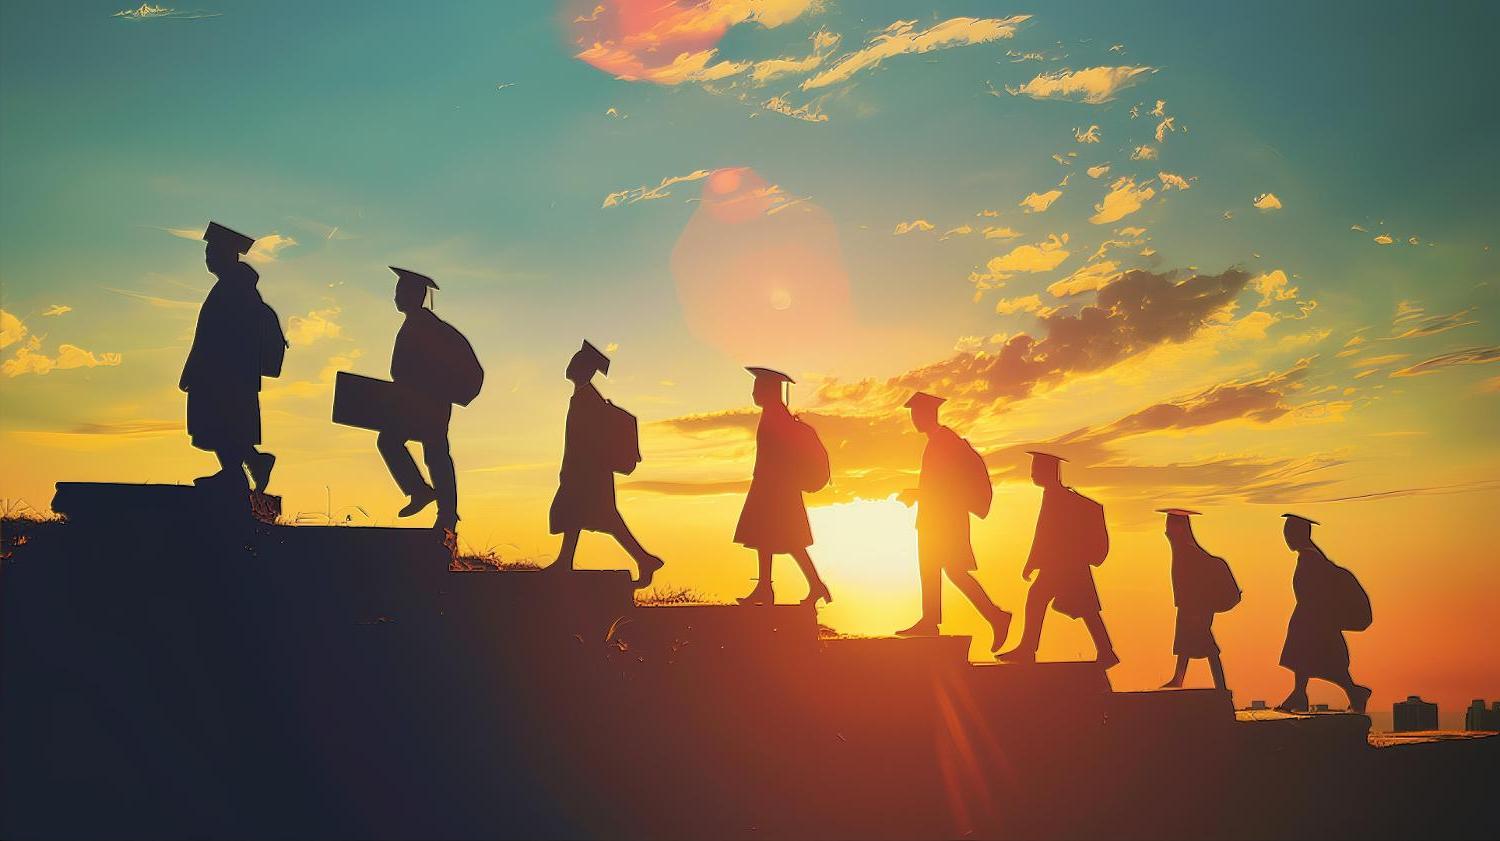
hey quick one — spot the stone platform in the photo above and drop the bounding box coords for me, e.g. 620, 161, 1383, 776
53, 480, 282, 526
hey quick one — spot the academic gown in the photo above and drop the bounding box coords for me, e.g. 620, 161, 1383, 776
1025, 485, 1103, 618
916, 426, 977, 572
1171, 541, 1231, 658
181, 263, 263, 451
388, 308, 455, 438
1279, 547, 1353, 680
734, 409, 813, 553
549, 383, 622, 534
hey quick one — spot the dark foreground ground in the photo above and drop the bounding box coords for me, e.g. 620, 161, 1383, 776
1, 485, 1496, 840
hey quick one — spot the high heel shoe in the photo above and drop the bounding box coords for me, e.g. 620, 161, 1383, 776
737, 584, 774, 606
802, 582, 832, 607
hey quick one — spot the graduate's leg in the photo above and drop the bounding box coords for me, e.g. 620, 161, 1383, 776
421, 435, 458, 527
897, 556, 941, 635
1332, 669, 1371, 712
789, 548, 831, 605
212, 448, 251, 487
377, 432, 426, 495
551, 530, 581, 571
604, 517, 664, 589
1082, 610, 1119, 667
1208, 653, 1228, 691
950, 570, 1013, 652
1016, 580, 1052, 654
738, 550, 775, 605
1163, 655, 1189, 688
1278, 673, 1311, 711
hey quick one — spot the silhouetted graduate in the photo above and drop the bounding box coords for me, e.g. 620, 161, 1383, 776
376, 268, 483, 532
1277, 514, 1373, 713
179, 222, 285, 491
735, 368, 832, 607
998, 452, 1117, 667
547, 341, 664, 588
1158, 509, 1240, 691
896, 392, 1012, 651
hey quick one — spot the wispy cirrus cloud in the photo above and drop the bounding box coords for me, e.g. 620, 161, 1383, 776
971, 233, 1070, 289
41, 304, 72, 317
1390, 346, 1500, 378
1007, 66, 1154, 104
802, 15, 1030, 90
113, 4, 220, 21
602, 169, 713, 208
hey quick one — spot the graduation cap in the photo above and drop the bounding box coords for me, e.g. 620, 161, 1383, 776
1025, 450, 1068, 463
1157, 508, 1202, 517
747, 366, 793, 404
574, 340, 611, 377
904, 392, 946, 411
1281, 513, 1320, 526
390, 267, 438, 307
204, 221, 254, 255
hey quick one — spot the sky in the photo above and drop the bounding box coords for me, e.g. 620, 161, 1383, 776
2, 1, 1498, 716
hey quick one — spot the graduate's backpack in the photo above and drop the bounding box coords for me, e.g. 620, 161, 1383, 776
789, 416, 831, 493
1070, 489, 1110, 567
958, 439, 994, 518
1329, 563, 1373, 631
1207, 554, 1243, 613
603, 400, 642, 475
258, 301, 288, 378
435, 318, 485, 406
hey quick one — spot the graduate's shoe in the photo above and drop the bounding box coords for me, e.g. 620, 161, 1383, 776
398, 486, 438, 517
1161, 678, 1185, 689
634, 554, 665, 590
802, 582, 832, 607
896, 619, 939, 637
1275, 691, 1310, 713
1348, 684, 1372, 714
996, 647, 1036, 663
248, 452, 276, 493
1095, 649, 1121, 669
737, 583, 774, 606
985, 609, 1013, 654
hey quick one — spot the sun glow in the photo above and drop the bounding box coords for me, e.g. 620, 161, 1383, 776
808, 495, 921, 636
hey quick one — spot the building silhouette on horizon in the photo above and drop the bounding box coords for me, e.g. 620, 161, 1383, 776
1392, 695, 1438, 732
1465, 699, 1499, 732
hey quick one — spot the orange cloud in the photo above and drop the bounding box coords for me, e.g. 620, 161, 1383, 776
1090, 177, 1156, 224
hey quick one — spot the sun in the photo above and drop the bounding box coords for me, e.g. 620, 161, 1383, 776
807, 495, 921, 636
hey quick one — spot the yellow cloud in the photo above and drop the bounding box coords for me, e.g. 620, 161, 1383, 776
1374, 233, 1394, 245
1131, 145, 1157, 160
995, 294, 1051, 315
1158, 171, 1192, 191
749, 29, 840, 83
803, 15, 1030, 90
1073, 125, 1101, 143
983, 225, 1021, 239
246, 233, 297, 264
1253, 192, 1283, 210
1090, 177, 1156, 224
41, 304, 72, 317
761, 94, 828, 122
973, 233, 1071, 288
1251, 270, 1298, 307
1019, 189, 1062, 213
1086, 164, 1111, 179
1, 309, 26, 348
893, 219, 935, 235
284, 306, 343, 346
1006, 65, 1154, 104
1047, 260, 1121, 297
2, 335, 121, 377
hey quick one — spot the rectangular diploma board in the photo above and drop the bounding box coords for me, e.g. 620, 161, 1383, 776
332, 372, 406, 432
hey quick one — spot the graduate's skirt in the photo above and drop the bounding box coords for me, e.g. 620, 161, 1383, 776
1279, 608, 1350, 679
1173, 608, 1219, 658
917, 507, 976, 573
187, 385, 261, 451
734, 478, 812, 553
549, 468, 622, 534
1039, 566, 1102, 619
